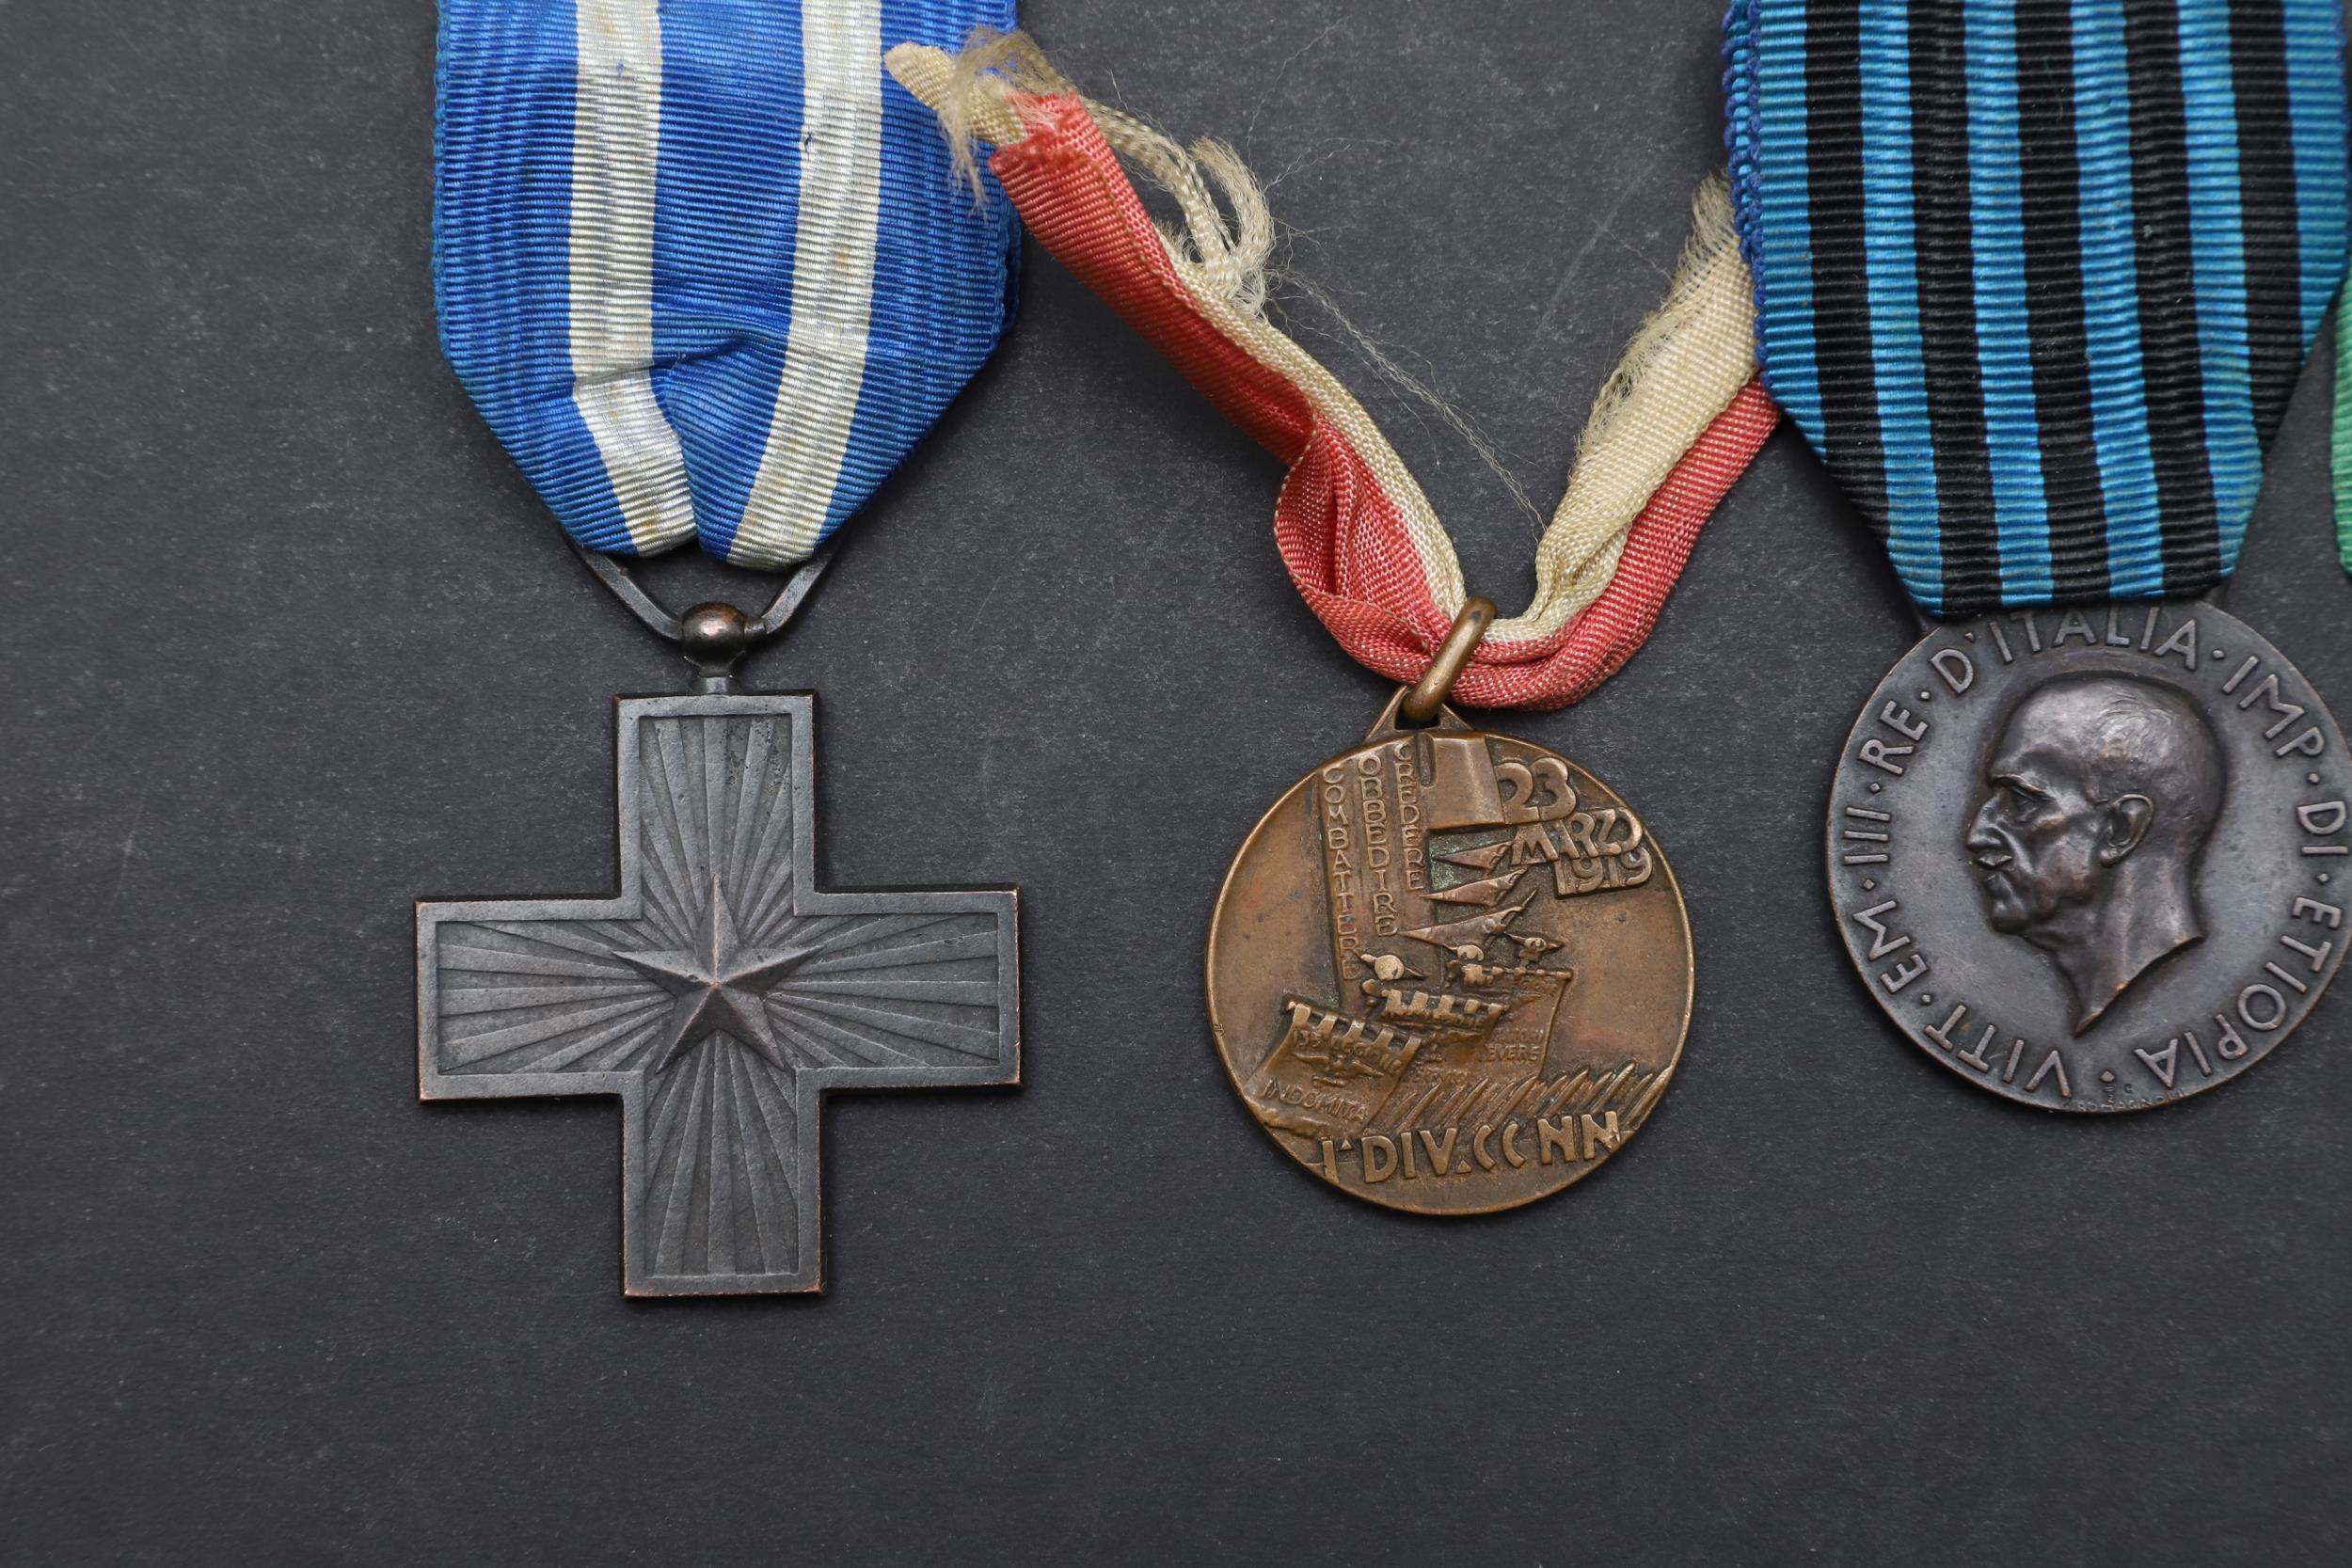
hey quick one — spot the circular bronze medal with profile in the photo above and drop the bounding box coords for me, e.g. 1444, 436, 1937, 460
1830, 602, 2351, 1111
1725, 0, 2352, 1107
1208, 614, 1692, 1212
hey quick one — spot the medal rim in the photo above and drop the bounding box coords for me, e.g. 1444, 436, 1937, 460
1205, 721, 1692, 1214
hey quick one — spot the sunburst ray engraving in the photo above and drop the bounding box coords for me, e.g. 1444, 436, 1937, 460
417, 695, 1019, 1296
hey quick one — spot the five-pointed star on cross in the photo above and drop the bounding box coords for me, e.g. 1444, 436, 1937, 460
614, 876, 814, 1075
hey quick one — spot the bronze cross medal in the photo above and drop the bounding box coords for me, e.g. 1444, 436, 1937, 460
415, 557, 1018, 1295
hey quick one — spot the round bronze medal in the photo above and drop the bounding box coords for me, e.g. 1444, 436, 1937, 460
1828, 601, 2350, 1111
1206, 696, 1692, 1212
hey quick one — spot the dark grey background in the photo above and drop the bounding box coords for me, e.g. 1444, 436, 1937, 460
5, 2, 2348, 1562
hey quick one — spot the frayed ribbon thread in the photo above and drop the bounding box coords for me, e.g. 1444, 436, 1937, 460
887, 32, 1776, 707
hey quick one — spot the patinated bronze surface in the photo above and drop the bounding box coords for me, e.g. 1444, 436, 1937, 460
1206, 697, 1692, 1213
1829, 601, 2349, 1111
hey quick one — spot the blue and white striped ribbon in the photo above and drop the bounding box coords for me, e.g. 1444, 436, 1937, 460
1724, 0, 2348, 616
436, 0, 1018, 565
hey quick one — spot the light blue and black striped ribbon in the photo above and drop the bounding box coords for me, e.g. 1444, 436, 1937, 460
1724, 0, 2348, 616
436, 0, 1018, 567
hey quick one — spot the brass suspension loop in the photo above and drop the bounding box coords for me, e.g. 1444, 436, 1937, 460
1400, 596, 1496, 724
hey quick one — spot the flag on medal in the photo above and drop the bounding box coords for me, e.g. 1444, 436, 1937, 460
435, 0, 1020, 566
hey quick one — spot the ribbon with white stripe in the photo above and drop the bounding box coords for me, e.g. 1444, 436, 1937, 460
436, 0, 1018, 565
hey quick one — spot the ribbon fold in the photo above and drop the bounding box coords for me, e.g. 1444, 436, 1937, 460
889, 34, 1775, 709
436, 0, 1022, 565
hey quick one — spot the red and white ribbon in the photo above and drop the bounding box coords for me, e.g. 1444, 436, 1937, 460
889, 36, 1777, 709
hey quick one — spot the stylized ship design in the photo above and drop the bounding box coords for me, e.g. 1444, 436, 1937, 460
1249, 898, 1579, 1141
1247, 728, 1652, 1146
1249, 1000, 1422, 1136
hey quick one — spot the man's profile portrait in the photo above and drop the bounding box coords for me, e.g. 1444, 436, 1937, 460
1963, 673, 2225, 1034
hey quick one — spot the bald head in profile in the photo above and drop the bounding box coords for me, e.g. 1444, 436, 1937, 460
1964, 674, 2224, 1034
